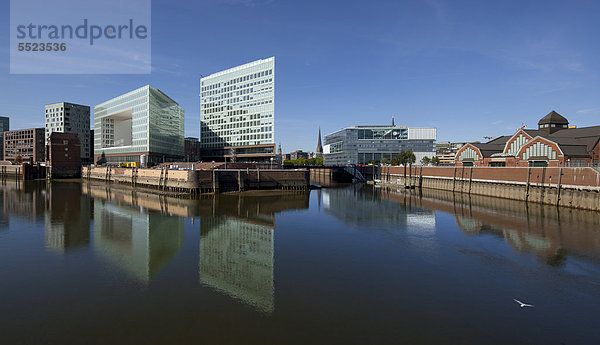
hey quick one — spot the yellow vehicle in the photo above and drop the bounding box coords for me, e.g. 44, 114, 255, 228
118, 162, 139, 168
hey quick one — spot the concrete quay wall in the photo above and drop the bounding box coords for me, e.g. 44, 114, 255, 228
82, 167, 309, 194
375, 166, 600, 211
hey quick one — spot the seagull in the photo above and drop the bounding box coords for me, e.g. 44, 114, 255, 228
513, 299, 534, 308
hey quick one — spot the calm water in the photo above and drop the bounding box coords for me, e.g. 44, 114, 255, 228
1, 181, 599, 344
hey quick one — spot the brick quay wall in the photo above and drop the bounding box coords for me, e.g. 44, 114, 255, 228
365, 166, 600, 211
82, 167, 310, 194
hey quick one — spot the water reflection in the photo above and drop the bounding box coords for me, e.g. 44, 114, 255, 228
321, 184, 436, 234
378, 186, 600, 265
92, 199, 184, 283
44, 182, 91, 252
0, 181, 45, 224
198, 193, 309, 313
83, 182, 309, 310
200, 217, 274, 313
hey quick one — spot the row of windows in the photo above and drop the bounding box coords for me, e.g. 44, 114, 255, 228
202, 80, 273, 102
201, 69, 273, 92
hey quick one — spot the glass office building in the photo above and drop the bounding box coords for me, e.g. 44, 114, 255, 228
323, 125, 436, 166
200, 57, 275, 162
94, 85, 184, 165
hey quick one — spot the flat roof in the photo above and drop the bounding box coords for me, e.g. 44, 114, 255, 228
201, 57, 275, 81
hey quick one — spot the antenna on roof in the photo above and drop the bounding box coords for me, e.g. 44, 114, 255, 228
483, 136, 494, 140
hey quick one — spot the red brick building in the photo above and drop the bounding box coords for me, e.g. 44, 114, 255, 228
3, 128, 45, 162
455, 111, 600, 167
46, 132, 81, 178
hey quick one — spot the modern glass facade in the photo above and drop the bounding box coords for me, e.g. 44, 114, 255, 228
200, 57, 275, 161
323, 125, 436, 166
94, 85, 184, 165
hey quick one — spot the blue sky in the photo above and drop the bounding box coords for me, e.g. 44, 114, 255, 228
1, 0, 599, 153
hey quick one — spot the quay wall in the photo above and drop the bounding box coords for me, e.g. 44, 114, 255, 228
82, 166, 309, 194
371, 166, 600, 211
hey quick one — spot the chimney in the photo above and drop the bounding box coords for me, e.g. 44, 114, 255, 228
392, 116, 395, 126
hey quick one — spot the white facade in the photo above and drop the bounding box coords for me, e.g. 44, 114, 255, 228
408, 127, 437, 140
45, 102, 90, 160
200, 57, 275, 149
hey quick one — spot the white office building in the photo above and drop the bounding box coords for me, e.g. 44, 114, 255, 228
200, 57, 275, 162
323, 123, 437, 166
45, 102, 91, 161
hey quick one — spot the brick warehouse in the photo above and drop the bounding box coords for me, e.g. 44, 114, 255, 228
455, 111, 600, 167
46, 132, 81, 178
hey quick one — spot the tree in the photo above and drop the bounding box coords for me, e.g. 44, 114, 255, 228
397, 150, 416, 183
96, 152, 107, 166
431, 156, 441, 166
13, 155, 23, 164
421, 156, 431, 166
398, 150, 416, 167
390, 157, 399, 166
381, 157, 388, 165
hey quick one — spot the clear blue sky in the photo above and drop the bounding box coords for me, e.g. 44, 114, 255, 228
1, 0, 599, 153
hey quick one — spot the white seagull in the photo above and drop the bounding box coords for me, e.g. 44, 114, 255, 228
513, 299, 534, 308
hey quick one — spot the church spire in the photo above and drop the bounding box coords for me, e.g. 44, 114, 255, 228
316, 128, 323, 154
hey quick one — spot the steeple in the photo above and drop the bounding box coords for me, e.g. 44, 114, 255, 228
316, 128, 323, 154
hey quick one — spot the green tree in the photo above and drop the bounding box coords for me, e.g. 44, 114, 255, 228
431, 156, 440, 166
397, 150, 416, 182
390, 157, 399, 166
381, 157, 388, 165
13, 155, 22, 164
421, 156, 431, 166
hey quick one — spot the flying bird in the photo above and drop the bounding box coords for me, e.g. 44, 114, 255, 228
513, 299, 534, 308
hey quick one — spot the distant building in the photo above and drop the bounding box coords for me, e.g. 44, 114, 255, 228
282, 153, 291, 161
3, 128, 45, 162
45, 102, 90, 163
200, 57, 275, 162
46, 132, 81, 178
436, 141, 467, 166
94, 85, 184, 166
455, 111, 600, 167
0, 116, 9, 160
289, 150, 309, 160
323, 122, 437, 166
184, 137, 201, 162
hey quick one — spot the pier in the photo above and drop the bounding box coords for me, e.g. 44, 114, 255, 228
82, 166, 310, 194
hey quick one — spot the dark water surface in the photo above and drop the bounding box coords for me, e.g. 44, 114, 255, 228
1, 181, 599, 344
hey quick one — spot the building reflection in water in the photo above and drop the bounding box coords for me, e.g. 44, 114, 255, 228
85, 185, 184, 284
82, 182, 309, 309
200, 216, 274, 313
321, 184, 436, 234
44, 182, 92, 252
0, 181, 45, 227
380, 186, 600, 266
198, 193, 309, 313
